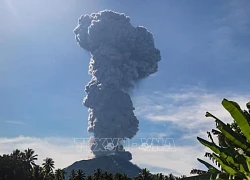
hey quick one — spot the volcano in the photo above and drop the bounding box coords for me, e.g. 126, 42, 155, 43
64, 155, 141, 179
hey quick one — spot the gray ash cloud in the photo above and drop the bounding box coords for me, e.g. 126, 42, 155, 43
74, 10, 161, 160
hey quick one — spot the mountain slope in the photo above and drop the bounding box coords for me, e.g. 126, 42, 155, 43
64, 155, 141, 179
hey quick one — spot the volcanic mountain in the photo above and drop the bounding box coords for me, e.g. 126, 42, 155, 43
64, 155, 141, 179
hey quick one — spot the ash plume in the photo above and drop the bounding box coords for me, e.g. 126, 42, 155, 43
74, 10, 161, 160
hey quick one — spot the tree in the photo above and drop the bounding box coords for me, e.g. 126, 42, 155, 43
152, 173, 165, 180
24, 148, 38, 169
75, 169, 86, 180
55, 168, 66, 180
0, 150, 31, 180
121, 173, 131, 180
168, 173, 175, 180
69, 169, 76, 180
32, 165, 44, 180
113, 173, 123, 180
61, 169, 67, 180
93, 168, 102, 180
42, 157, 55, 179
102, 171, 112, 180
137, 168, 151, 180
11, 149, 24, 161
86, 175, 93, 180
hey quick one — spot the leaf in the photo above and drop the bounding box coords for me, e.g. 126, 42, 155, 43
198, 132, 239, 169
197, 137, 220, 154
211, 129, 221, 135
206, 112, 250, 154
212, 154, 241, 177
197, 158, 220, 173
247, 102, 250, 110
222, 99, 250, 142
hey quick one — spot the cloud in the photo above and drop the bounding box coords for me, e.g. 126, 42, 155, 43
130, 144, 207, 176
0, 136, 88, 169
5, 120, 25, 125
134, 89, 250, 129
133, 88, 250, 147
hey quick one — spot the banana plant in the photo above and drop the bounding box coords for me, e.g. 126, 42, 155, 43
222, 99, 250, 142
194, 99, 250, 180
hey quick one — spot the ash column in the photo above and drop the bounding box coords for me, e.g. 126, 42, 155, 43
74, 10, 161, 160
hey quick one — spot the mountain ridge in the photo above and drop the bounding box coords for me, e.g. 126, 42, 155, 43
64, 155, 142, 179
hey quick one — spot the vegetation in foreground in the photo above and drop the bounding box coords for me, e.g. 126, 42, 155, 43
190, 99, 250, 180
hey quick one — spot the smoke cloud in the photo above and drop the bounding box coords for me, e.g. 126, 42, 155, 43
74, 10, 161, 160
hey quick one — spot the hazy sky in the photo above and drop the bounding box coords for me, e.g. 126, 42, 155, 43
1, 0, 250, 176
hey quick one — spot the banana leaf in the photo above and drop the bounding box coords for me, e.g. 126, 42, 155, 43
206, 112, 250, 154
244, 155, 250, 177
197, 137, 220, 154
197, 158, 220, 173
212, 153, 246, 178
197, 137, 237, 166
197, 135, 248, 174
222, 99, 250, 142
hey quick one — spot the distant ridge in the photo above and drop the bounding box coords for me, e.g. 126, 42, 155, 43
64, 155, 141, 179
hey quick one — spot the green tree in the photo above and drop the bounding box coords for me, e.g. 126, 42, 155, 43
137, 168, 151, 180
93, 168, 102, 180
0, 149, 32, 180
42, 157, 55, 179
168, 173, 175, 180
121, 173, 131, 180
102, 171, 112, 180
11, 149, 24, 161
69, 169, 76, 180
152, 173, 165, 180
75, 169, 86, 180
113, 173, 123, 180
24, 148, 38, 169
55, 168, 66, 180
61, 169, 67, 180
32, 165, 44, 180
86, 175, 93, 180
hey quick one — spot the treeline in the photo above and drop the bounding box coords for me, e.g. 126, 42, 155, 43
0, 148, 185, 180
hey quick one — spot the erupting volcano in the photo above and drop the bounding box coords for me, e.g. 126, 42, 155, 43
65, 10, 161, 178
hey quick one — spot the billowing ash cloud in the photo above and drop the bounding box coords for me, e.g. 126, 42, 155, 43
74, 10, 161, 160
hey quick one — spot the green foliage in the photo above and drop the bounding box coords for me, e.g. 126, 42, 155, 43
222, 99, 250, 142
43, 157, 55, 179
195, 99, 250, 180
197, 158, 220, 174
